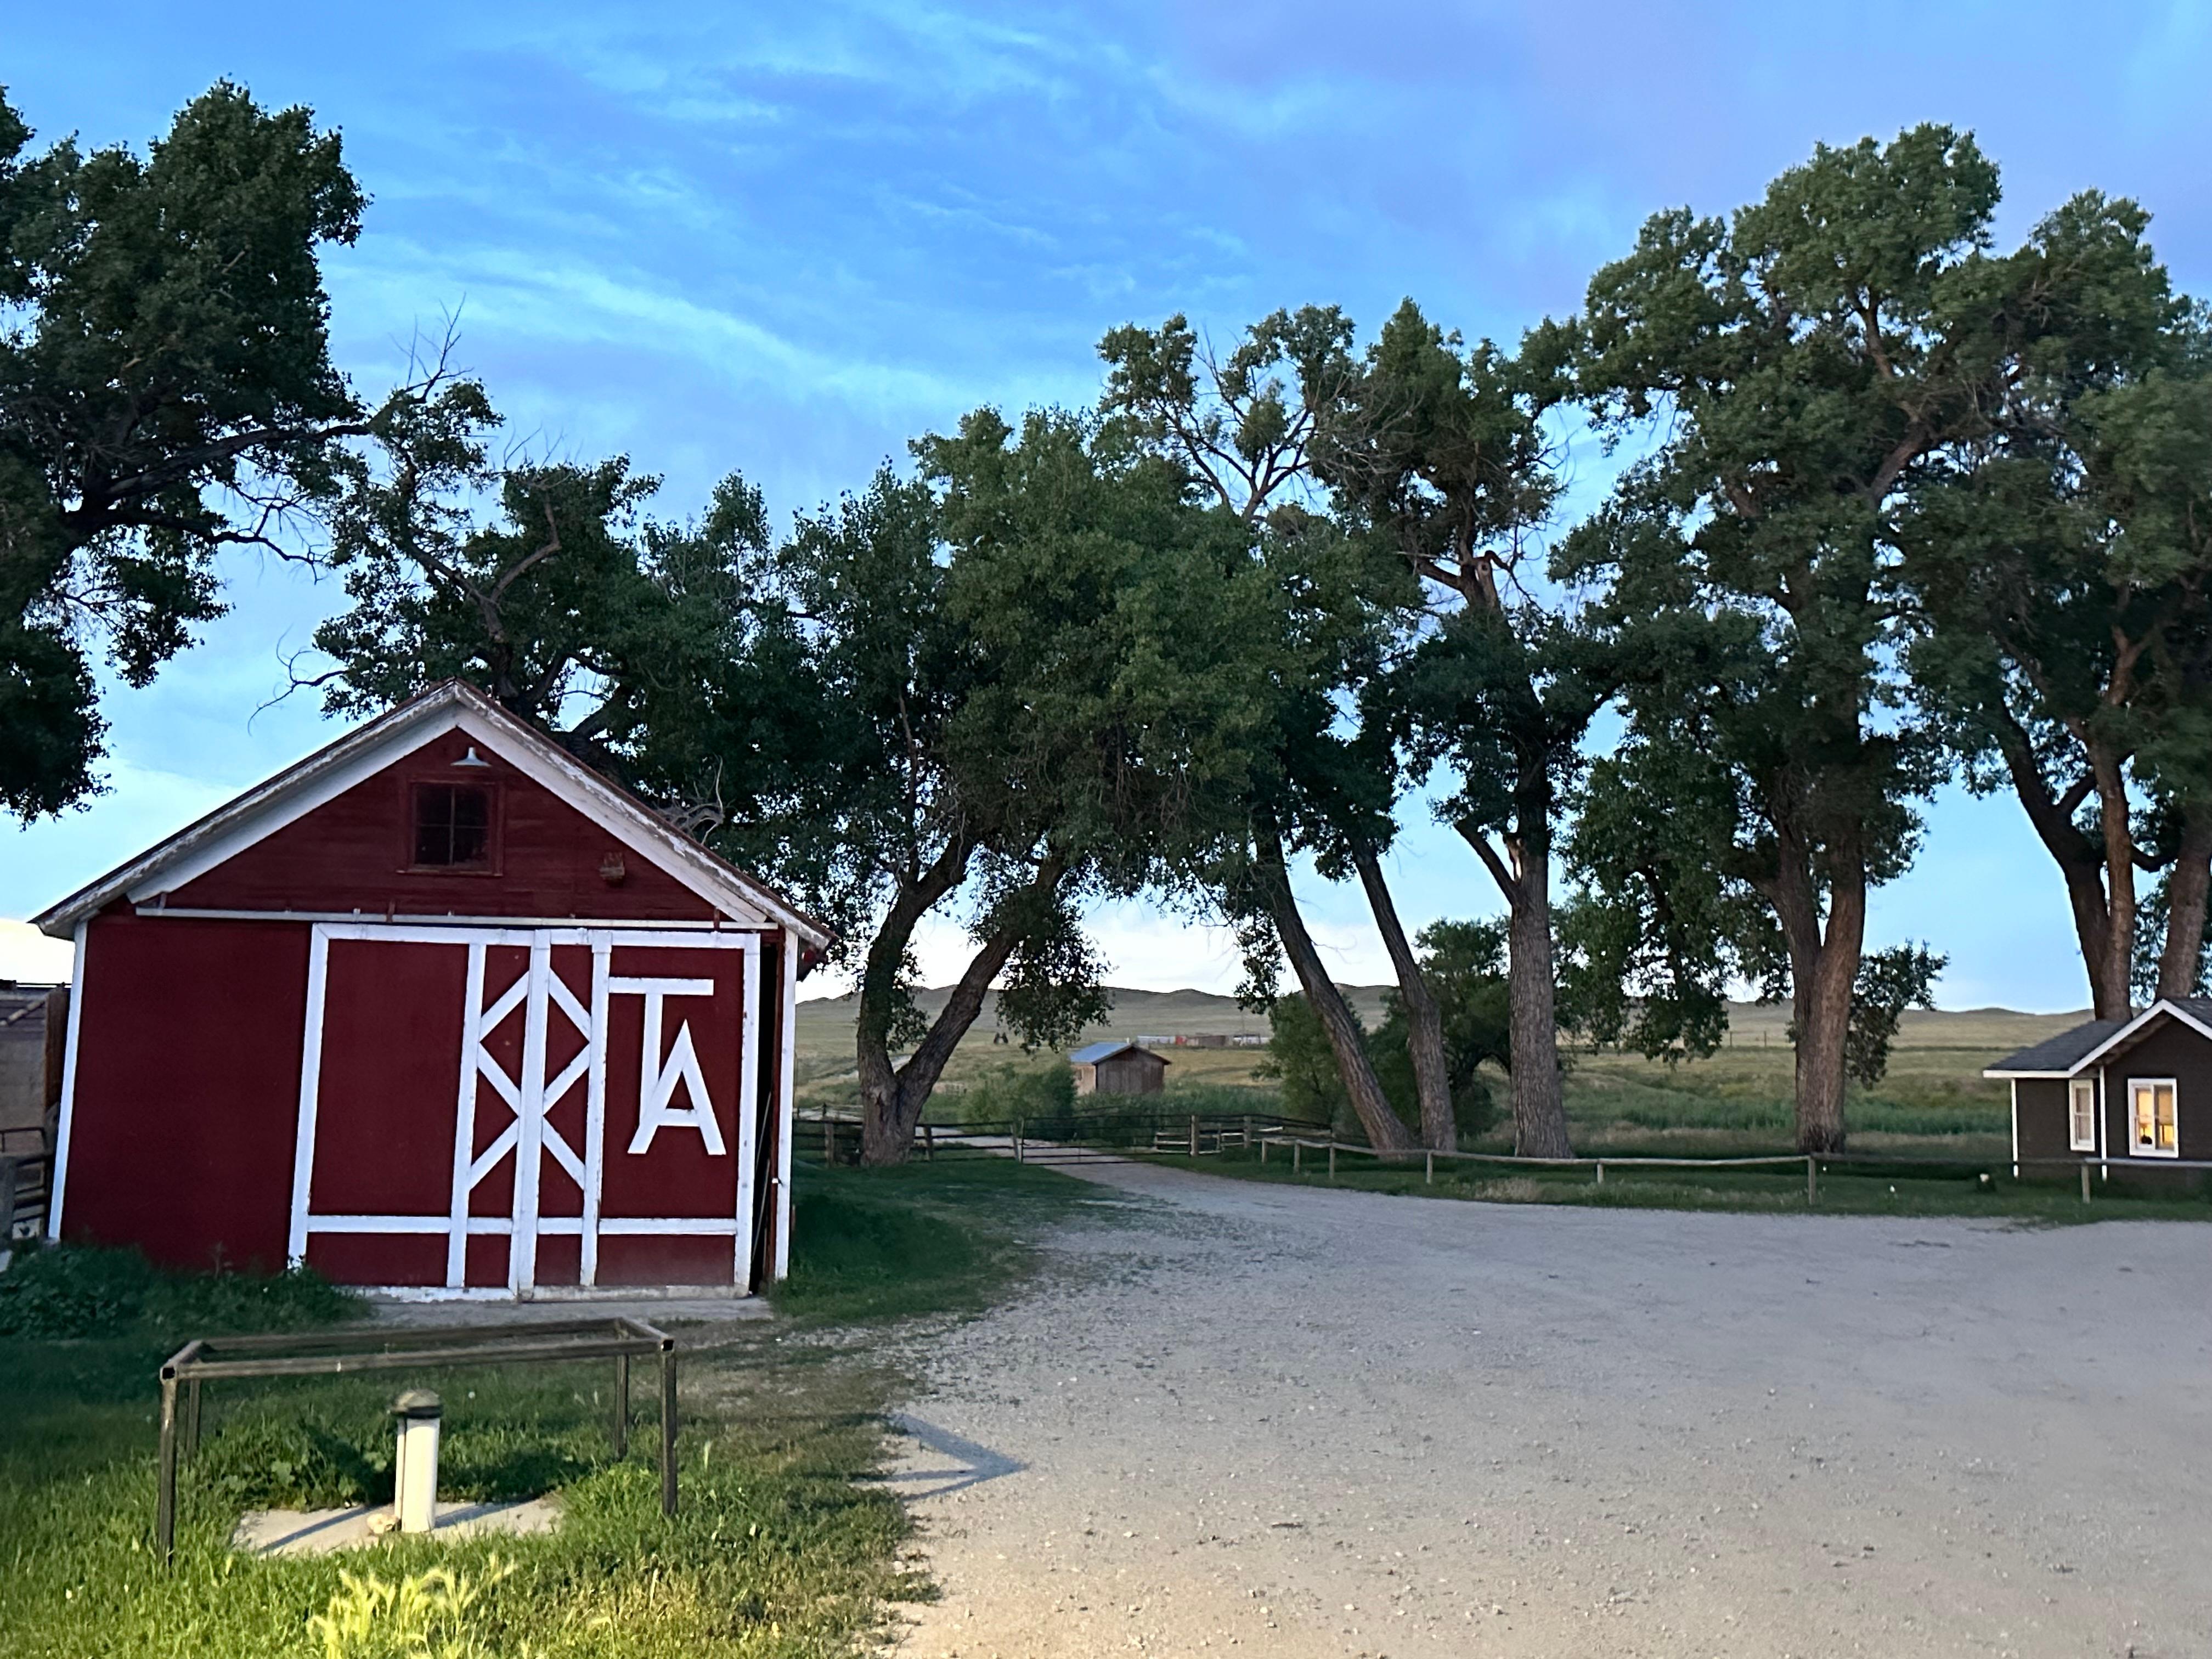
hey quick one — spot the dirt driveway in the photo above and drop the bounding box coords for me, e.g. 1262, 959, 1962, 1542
885, 1159, 2212, 1658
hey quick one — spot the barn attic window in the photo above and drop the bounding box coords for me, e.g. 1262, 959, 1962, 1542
413, 782, 494, 868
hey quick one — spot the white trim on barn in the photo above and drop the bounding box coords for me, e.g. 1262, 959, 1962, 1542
31, 680, 832, 952
43, 919, 88, 1243
286, 923, 761, 1296
776, 930, 798, 1282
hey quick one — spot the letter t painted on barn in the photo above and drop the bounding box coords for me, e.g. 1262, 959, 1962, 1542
611, 976, 726, 1156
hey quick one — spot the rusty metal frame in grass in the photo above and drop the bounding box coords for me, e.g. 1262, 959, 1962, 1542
154, 1316, 678, 1565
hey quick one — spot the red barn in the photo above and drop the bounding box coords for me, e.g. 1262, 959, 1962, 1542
33, 681, 832, 1299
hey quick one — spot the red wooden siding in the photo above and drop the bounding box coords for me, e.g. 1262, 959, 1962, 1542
167, 730, 718, 922
61, 911, 308, 1272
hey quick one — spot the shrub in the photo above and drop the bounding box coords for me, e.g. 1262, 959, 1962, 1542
0, 1243, 358, 1339
952, 1059, 1077, 1130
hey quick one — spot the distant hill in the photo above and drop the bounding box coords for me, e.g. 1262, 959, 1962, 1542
796, 984, 2085, 1052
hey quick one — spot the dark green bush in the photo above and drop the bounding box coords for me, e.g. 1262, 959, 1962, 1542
0, 1243, 357, 1339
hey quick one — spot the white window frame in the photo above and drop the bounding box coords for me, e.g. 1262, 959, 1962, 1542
2129, 1076, 2180, 1159
2068, 1077, 2097, 1152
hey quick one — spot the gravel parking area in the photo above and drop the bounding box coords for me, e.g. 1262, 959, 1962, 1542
887, 1159, 2212, 1658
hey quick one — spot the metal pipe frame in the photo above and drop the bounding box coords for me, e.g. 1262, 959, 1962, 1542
154, 1317, 676, 1565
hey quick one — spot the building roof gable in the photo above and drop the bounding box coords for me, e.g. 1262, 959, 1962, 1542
32, 681, 833, 951
1070, 1040, 1167, 1066
1984, 999, 2212, 1078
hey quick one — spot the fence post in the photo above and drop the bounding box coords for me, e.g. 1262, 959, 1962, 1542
1425, 1151, 1434, 1186
2080, 1161, 2092, 1204
1595, 1161, 1604, 1187
612, 1353, 630, 1459
924, 1122, 935, 1161
1328, 1144, 1336, 1181
1243, 1113, 1252, 1153
659, 1347, 679, 1518
156, 1373, 179, 1566
1015, 1119, 1024, 1163
824, 1113, 833, 1166
1806, 1155, 1818, 1206
1293, 1141, 1302, 1175
1190, 1114, 1200, 1158
1260, 1136, 1268, 1165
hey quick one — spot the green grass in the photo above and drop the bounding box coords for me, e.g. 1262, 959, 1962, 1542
770, 1153, 1102, 1325
1141, 1142, 2212, 1223
0, 1157, 1096, 1658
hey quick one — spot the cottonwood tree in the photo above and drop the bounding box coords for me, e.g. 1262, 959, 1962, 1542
301, 382, 815, 837
1321, 302, 1595, 1158
1904, 260, 2212, 1018
0, 82, 437, 817
1558, 127, 2038, 1152
1099, 310, 1453, 1155
785, 410, 1282, 1164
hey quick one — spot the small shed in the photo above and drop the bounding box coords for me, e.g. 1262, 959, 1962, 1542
0, 983, 64, 1156
1070, 1040, 1168, 1097
33, 680, 835, 1297
1985, 998, 2212, 1186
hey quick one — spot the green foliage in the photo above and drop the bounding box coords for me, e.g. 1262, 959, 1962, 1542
0, 81, 390, 817
308, 1560, 512, 1659
1259, 994, 1352, 1132
0, 1243, 357, 1339
1369, 920, 1509, 1143
949, 1059, 1079, 1129
1841, 943, 1947, 1087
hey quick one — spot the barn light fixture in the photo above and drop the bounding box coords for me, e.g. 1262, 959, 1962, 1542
599, 853, 628, 887
453, 746, 491, 768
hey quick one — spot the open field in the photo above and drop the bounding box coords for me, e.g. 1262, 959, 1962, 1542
883, 1153, 2212, 1658
795, 985, 2079, 1156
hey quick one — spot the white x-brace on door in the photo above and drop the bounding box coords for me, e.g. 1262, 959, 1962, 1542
288, 924, 758, 1294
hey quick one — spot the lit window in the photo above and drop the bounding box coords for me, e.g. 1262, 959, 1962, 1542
413, 784, 493, 868
2068, 1079, 2097, 1152
2130, 1079, 2178, 1158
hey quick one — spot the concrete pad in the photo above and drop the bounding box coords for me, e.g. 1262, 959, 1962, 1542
362, 1292, 770, 1331
233, 1496, 562, 1558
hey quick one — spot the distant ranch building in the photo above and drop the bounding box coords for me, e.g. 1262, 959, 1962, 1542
34, 681, 834, 1297
1071, 1040, 1168, 1097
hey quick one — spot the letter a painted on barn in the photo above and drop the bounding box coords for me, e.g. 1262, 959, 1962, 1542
620, 977, 726, 1156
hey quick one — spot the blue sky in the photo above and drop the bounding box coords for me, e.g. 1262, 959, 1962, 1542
6, 2, 2211, 1007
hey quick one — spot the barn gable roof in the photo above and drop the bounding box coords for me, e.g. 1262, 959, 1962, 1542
1070, 1040, 1167, 1066
1983, 998, 2212, 1079
33, 680, 834, 951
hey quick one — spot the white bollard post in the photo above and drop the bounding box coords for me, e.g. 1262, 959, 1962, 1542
392, 1390, 444, 1534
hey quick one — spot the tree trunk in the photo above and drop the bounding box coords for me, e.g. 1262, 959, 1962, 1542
1991, 714, 2129, 1019
1255, 823, 1418, 1153
1504, 859, 1572, 1158
1352, 842, 1455, 1152
2088, 746, 2140, 1019
2155, 803, 2212, 1002
857, 855, 1069, 1166
1767, 839, 1866, 1155
1454, 823, 1572, 1159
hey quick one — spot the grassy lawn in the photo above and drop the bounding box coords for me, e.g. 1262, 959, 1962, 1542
1137, 1141, 2212, 1223
0, 1156, 1094, 1659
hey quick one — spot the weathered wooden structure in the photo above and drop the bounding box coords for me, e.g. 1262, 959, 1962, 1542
1070, 1040, 1169, 1097
35, 681, 833, 1296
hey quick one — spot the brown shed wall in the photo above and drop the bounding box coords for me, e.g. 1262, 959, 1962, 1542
1091, 1052, 1166, 1096
2012, 1077, 2077, 1166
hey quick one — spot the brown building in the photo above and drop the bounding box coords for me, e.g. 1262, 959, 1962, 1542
1070, 1040, 1169, 1097
1986, 999, 2212, 1187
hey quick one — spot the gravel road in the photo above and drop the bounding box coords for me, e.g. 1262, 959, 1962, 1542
883, 1158, 2212, 1658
